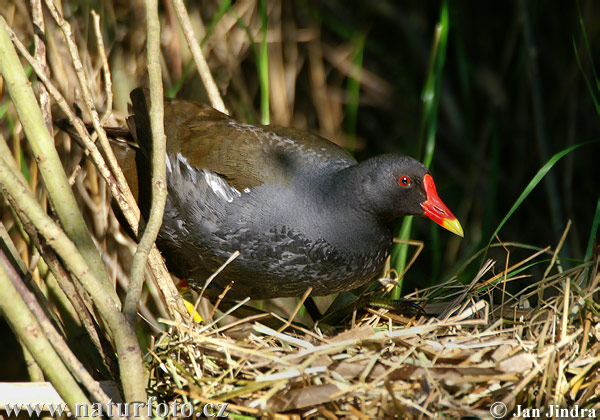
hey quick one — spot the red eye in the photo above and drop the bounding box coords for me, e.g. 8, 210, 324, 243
398, 176, 411, 187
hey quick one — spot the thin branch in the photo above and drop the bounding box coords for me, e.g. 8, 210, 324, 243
3, 17, 187, 322
31, 0, 52, 133
1, 249, 125, 420
171, 0, 228, 113
2, 20, 136, 229
43, 0, 137, 215
0, 155, 147, 411
0, 16, 115, 302
9, 196, 118, 377
91, 10, 113, 125
124, 0, 169, 328
0, 260, 91, 419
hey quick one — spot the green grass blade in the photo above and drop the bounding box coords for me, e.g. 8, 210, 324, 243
201, 0, 232, 47
392, 1, 449, 299
258, 0, 269, 125
231, 6, 267, 123
573, 0, 600, 114
166, 59, 195, 98
344, 34, 365, 152
576, 0, 600, 94
421, 2, 449, 168
390, 216, 413, 299
573, 37, 600, 115
584, 197, 600, 263
482, 141, 594, 263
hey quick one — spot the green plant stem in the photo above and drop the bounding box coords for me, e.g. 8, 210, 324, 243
344, 34, 365, 152
124, 0, 169, 329
0, 261, 91, 419
259, 0, 269, 124
576, 0, 600, 103
21, 345, 45, 382
483, 141, 594, 264
3, 182, 116, 377
392, 1, 449, 299
421, 6, 449, 168
391, 217, 413, 300
201, 0, 232, 47
0, 136, 113, 374
2, 250, 125, 420
3, 10, 188, 326
0, 158, 147, 414
0, 18, 115, 303
584, 197, 600, 264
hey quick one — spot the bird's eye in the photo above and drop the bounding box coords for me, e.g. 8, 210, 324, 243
398, 176, 411, 187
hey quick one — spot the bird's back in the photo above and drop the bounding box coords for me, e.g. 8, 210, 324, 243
128, 88, 357, 193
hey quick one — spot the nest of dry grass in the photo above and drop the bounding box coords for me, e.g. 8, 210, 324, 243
147, 244, 600, 418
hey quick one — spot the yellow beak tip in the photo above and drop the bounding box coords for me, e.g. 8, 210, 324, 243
442, 218, 464, 238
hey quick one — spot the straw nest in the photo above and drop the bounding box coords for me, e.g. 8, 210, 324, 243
147, 244, 600, 418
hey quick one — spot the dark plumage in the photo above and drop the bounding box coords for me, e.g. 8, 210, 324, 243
116, 88, 463, 300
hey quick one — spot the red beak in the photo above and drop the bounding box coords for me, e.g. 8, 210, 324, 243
420, 174, 463, 237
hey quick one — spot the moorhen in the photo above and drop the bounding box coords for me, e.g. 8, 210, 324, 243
114, 88, 463, 301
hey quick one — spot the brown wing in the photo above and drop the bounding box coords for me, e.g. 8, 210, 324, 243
128, 88, 357, 191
